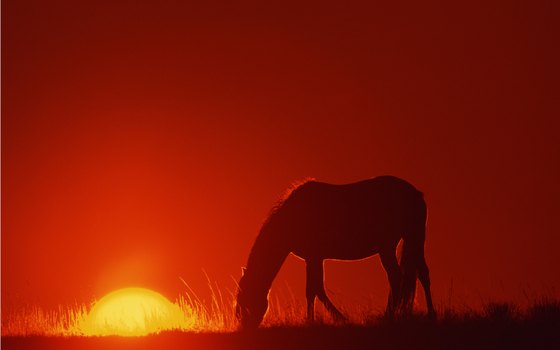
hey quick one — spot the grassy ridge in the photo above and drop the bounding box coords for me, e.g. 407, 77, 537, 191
3, 311, 559, 350
2, 300, 559, 349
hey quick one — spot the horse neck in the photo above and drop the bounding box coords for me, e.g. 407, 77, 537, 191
245, 222, 289, 294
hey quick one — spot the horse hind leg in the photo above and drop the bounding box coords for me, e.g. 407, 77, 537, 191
380, 250, 402, 319
306, 259, 345, 322
418, 256, 436, 318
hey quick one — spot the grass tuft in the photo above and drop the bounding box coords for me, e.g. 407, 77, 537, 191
2, 290, 560, 337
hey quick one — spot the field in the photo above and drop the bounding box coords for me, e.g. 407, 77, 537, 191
2, 300, 559, 350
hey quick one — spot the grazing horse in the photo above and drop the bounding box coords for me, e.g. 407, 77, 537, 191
235, 176, 435, 329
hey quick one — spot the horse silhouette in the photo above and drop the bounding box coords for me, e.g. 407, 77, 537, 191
235, 176, 435, 329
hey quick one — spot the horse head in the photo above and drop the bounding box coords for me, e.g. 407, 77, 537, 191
235, 267, 268, 329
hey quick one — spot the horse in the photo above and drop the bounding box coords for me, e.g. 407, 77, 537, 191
235, 176, 435, 329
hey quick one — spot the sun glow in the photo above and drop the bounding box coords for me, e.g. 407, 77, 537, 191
81, 288, 190, 336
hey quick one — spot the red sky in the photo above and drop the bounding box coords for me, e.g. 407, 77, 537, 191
2, 0, 559, 314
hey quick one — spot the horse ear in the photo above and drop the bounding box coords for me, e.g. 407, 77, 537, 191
241, 267, 247, 276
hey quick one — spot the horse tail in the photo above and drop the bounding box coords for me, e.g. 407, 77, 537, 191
399, 193, 427, 314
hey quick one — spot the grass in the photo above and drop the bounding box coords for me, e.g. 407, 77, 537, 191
2, 291, 560, 339
2, 301, 559, 350
1, 286, 306, 336
2, 275, 559, 349
2, 295, 560, 350
1, 304, 90, 336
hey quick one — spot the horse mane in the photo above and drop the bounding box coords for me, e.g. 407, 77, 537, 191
263, 177, 316, 225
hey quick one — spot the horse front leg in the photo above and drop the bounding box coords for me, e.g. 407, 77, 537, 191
305, 260, 319, 323
307, 259, 346, 322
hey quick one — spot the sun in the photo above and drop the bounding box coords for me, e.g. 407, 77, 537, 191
81, 287, 189, 336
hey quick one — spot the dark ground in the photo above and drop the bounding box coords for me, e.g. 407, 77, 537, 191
3, 316, 559, 350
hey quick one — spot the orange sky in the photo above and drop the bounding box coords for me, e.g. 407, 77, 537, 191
2, 0, 559, 314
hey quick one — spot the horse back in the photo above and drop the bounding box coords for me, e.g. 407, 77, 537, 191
272, 176, 425, 260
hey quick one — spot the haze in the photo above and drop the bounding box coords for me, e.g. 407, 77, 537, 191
2, 0, 559, 313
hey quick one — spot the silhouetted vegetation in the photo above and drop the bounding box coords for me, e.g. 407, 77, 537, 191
3, 300, 559, 349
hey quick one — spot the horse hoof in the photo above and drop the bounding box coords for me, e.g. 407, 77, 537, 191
334, 314, 347, 323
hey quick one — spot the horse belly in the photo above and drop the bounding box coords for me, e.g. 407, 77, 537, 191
291, 220, 399, 261
285, 186, 406, 261
327, 225, 396, 259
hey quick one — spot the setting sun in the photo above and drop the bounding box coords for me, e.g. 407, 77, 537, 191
81, 288, 189, 336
